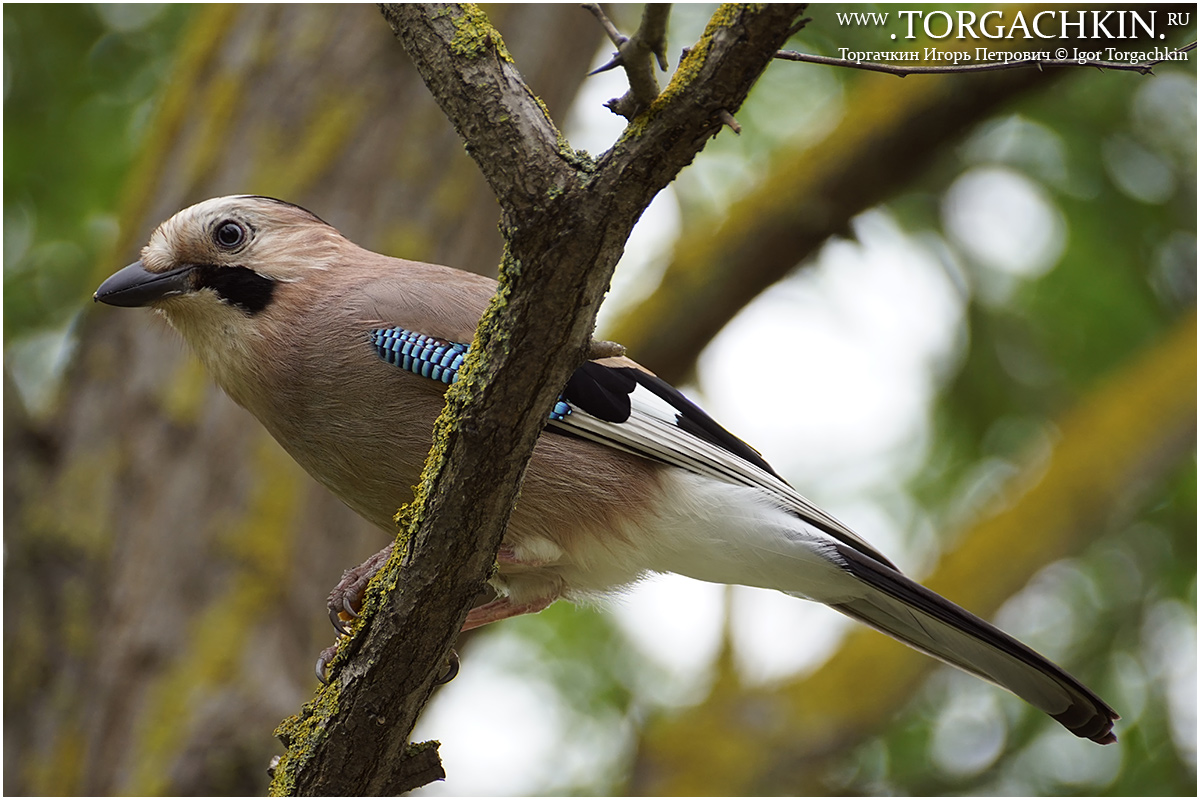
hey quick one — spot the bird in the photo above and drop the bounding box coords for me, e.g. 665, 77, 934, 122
94, 195, 1118, 744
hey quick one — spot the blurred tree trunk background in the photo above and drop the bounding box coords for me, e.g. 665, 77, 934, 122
5, 3, 1195, 796
4, 5, 601, 795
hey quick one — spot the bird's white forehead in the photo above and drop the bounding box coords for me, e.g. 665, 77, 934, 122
141, 195, 341, 276
157, 195, 293, 236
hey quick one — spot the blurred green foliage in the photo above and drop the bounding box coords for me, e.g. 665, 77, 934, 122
4, 4, 191, 343
924, 65, 1196, 499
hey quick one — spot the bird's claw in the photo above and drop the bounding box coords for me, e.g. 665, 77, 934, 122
315, 641, 341, 684
328, 606, 350, 636
435, 649, 460, 686
318, 545, 462, 687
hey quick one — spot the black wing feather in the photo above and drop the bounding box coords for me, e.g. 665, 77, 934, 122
562, 362, 636, 423
625, 369, 781, 479
554, 360, 900, 570
563, 364, 778, 477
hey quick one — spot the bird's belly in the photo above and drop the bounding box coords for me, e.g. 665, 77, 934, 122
498, 458, 858, 608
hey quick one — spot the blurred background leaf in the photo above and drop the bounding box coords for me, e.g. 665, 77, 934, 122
4, 4, 191, 409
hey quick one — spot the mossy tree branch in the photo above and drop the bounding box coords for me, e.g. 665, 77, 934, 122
270, 3, 807, 794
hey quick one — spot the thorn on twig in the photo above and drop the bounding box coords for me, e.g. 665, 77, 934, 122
641, 3, 672, 71
589, 53, 624, 76
719, 109, 742, 135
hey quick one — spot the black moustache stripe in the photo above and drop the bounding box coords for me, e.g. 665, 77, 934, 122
192, 265, 276, 314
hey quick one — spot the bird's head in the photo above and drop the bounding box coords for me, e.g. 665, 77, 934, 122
94, 195, 352, 397
95, 195, 344, 317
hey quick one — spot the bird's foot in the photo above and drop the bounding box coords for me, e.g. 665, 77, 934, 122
319, 544, 550, 681
326, 542, 395, 635
435, 649, 460, 685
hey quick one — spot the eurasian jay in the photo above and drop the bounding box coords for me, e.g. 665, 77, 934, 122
94, 195, 1118, 744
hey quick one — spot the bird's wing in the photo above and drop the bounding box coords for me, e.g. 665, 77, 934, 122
368, 326, 897, 569
552, 361, 900, 569
354, 259, 501, 345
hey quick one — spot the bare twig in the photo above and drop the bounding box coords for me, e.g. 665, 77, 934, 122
582, 1, 624, 46
605, 45, 1077, 382
784, 16, 811, 39
584, 3, 674, 118
776, 41, 1196, 77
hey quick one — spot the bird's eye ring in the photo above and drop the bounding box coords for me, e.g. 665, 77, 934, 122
214, 220, 246, 249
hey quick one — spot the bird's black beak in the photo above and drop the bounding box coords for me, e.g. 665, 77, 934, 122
94, 261, 195, 307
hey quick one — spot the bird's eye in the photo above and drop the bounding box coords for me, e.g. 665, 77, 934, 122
214, 221, 246, 249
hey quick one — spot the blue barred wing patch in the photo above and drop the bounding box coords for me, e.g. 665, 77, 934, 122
370, 326, 574, 421
549, 399, 572, 421
370, 327, 468, 385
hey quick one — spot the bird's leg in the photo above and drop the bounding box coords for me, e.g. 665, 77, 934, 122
496, 545, 560, 567
318, 539, 555, 681
318, 539, 551, 682
463, 543, 559, 628
327, 541, 394, 634
462, 596, 554, 630
326, 541, 554, 637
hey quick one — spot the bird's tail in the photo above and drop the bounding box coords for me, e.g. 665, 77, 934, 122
826, 543, 1118, 744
